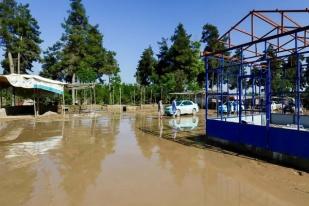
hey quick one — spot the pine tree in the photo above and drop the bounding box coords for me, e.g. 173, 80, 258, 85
41, 0, 119, 83
0, 0, 42, 74
61, 0, 89, 83
156, 38, 170, 77
40, 42, 63, 80
135, 47, 157, 86
168, 23, 195, 91
201, 23, 229, 90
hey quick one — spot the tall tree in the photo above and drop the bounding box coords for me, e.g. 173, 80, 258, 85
41, 0, 119, 83
40, 0, 120, 104
84, 24, 107, 82
61, 0, 89, 83
135, 46, 157, 86
40, 42, 63, 80
201, 23, 228, 89
190, 41, 204, 85
156, 38, 170, 77
169, 23, 194, 90
201, 24, 228, 52
0, 0, 42, 74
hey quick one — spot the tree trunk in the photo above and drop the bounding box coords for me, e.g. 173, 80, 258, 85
72, 73, 76, 105
119, 86, 121, 105
17, 36, 22, 74
17, 52, 20, 74
8, 52, 14, 74
109, 75, 111, 105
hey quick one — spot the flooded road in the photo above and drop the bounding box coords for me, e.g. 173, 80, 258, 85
0, 113, 309, 206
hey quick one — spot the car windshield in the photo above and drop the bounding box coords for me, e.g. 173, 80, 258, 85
176, 101, 182, 106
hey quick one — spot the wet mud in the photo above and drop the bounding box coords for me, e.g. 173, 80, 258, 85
0, 112, 309, 206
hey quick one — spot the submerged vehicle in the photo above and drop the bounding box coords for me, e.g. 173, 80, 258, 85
165, 100, 199, 116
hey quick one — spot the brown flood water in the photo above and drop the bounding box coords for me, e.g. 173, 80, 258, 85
0, 113, 309, 206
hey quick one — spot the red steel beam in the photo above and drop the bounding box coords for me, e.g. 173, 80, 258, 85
233, 27, 290, 52
253, 12, 309, 45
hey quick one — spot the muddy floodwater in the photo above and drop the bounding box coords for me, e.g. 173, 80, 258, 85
0, 113, 309, 206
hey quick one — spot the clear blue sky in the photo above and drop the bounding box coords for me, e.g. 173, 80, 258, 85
14, 0, 309, 83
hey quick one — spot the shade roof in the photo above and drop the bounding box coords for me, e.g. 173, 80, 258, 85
0, 74, 66, 95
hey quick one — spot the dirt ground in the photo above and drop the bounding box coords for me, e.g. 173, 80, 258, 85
0, 111, 308, 206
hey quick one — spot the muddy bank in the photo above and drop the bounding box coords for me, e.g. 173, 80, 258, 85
0, 113, 308, 206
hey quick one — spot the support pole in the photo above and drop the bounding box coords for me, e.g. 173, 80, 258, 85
0, 89, 2, 108
72, 73, 76, 105
140, 86, 142, 106
238, 48, 244, 123
205, 57, 209, 122
150, 88, 152, 104
119, 86, 122, 106
62, 90, 65, 117
133, 86, 135, 105
93, 84, 96, 105
220, 56, 224, 121
295, 33, 301, 130
265, 41, 271, 129
33, 89, 37, 118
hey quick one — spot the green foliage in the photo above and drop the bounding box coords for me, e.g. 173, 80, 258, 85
76, 63, 97, 83
40, 42, 63, 79
135, 46, 157, 86
168, 23, 194, 90
156, 38, 170, 76
136, 23, 205, 93
41, 0, 119, 83
0, 0, 42, 74
201, 23, 229, 89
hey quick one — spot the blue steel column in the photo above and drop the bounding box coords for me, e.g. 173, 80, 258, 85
205, 57, 209, 123
265, 41, 271, 129
251, 64, 255, 121
225, 62, 232, 117
238, 48, 243, 123
295, 33, 301, 130
220, 56, 224, 121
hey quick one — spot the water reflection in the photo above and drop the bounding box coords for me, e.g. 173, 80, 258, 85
0, 120, 64, 206
168, 116, 199, 131
135, 114, 205, 185
0, 114, 308, 206
55, 115, 118, 206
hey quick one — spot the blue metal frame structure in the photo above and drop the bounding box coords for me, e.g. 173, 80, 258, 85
204, 9, 309, 160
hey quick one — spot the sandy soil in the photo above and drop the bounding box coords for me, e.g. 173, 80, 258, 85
0, 112, 308, 206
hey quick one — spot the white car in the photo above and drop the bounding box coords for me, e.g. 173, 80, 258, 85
165, 100, 199, 116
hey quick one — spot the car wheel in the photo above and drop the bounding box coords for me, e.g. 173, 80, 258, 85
192, 108, 197, 115
176, 109, 181, 117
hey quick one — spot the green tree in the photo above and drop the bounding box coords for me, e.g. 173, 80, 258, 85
40, 42, 63, 80
0, 0, 42, 74
135, 46, 157, 86
156, 38, 170, 77
190, 41, 204, 87
84, 24, 107, 82
60, 0, 90, 83
169, 23, 195, 91
201, 23, 228, 89
41, 0, 119, 83
104, 50, 120, 83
